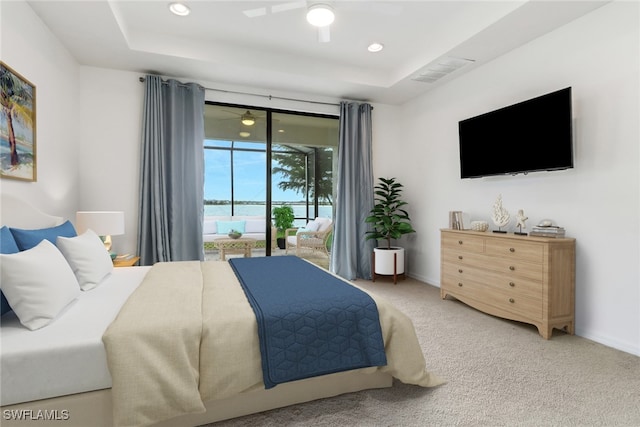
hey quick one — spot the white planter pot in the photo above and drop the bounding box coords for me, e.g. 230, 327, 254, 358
373, 247, 405, 275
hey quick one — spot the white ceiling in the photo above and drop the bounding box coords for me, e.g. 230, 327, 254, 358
27, 0, 608, 105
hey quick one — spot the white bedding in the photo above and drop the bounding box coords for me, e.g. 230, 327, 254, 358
0, 266, 151, 406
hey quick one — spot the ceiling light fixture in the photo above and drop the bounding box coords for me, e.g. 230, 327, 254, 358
367, 43, 384, 53
241, 111, 256, 126
306, 3, 335, 27
239, 131, 251, 138
169, 2, 190, 17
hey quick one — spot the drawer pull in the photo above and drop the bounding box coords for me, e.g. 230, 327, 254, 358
509, 298, 515, 303
458, 240, 463, 245
509, 282, 515, 287
458, 255, 463, 260
458, 283, 463, 287
458, 269, 463, 273
509, 247, 515, 253
509, 266, 515, 271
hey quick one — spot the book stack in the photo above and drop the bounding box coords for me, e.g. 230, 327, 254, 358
529, 226, 566, 238
449, 211, 464, 230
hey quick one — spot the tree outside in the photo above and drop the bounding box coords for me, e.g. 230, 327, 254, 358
272, 146, 333, 205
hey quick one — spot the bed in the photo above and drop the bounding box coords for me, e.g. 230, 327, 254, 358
0, 195, 443, 427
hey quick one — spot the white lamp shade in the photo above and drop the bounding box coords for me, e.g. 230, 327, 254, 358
75, 211, 125, 236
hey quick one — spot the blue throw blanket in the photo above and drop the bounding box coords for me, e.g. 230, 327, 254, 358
228, 256, 387, 389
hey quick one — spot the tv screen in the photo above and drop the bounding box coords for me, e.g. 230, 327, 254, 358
458, 87, 573, 178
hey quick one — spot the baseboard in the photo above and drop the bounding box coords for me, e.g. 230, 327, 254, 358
575, 329, 640, 356
405, 271, 439, 287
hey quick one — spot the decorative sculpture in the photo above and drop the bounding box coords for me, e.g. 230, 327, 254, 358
491, 194, 510, 233
515, 209, 528, 235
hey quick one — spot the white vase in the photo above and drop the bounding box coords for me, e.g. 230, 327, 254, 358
373, 247, 405, 275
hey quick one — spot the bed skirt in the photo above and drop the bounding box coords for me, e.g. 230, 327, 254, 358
1, 370, 392, 427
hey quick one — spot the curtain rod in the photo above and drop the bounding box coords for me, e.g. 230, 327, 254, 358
138, 76, 343, 107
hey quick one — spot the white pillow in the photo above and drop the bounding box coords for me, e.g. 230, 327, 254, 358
305, 221, 321, 232
0, 240, 80, 330
57, 229, 114, 291
203, 220, 217, 234
244, 219, 265, 233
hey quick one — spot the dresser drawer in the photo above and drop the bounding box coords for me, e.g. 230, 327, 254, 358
442, 250, 487, 268
442, 233, 484, 254
443, 272, 542, 319
483, 256, 544, 281
485, 239, 544, 264
443, 261, 542, 300
442, 261, 485, 281
486, 287, 543, 319
476, 268, 543, 300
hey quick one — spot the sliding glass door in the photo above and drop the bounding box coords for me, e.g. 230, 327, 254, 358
204, 103, 337, 258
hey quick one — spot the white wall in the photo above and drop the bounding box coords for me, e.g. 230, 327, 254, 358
77, 67, 144, 255
393, 1, 639, 355
0, 1, 80, 220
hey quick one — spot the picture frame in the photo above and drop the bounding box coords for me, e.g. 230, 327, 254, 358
1, 61, 36, 182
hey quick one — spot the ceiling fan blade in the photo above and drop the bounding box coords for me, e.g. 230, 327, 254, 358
318, 26, 330, 43
271, 1, 306, 14
244, 1, 305, 18
242, 7, 267, 18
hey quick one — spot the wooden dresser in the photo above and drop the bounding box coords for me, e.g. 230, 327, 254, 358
440, 229, 575, 339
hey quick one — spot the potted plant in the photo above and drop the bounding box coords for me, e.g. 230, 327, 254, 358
272, 205, 294, 249
365, 177, 416, 276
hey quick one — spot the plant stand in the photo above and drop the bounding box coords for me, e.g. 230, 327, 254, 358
371, 250, 405, 285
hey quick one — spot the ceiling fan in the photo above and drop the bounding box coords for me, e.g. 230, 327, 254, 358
243, 1, 335, 43
220, 110, 260, 126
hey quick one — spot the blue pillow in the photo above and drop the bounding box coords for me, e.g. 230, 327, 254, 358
1, 226, 20, 316
10, 220, 77, 251
216, 220, 246, 235
1, 226, 19, 254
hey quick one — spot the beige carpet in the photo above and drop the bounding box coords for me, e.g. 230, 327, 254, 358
207, 275, 640, 427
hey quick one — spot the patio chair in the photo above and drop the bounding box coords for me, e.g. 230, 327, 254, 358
285, 217, 332, 257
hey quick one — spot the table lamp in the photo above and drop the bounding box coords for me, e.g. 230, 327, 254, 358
75, 211, 125, 257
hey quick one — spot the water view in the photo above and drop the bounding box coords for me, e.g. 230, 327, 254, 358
204, 203, 332, 226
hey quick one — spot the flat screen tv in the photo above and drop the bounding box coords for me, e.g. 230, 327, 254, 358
458, 87, 573, 178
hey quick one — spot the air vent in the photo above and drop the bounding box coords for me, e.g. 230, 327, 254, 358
411, 56, 475, 84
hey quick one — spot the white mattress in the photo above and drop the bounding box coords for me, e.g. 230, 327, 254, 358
0, 266, 151, 406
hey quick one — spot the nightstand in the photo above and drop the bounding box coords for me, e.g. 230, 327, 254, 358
113, 256, 140, 267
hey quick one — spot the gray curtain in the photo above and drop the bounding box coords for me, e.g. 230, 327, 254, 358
137, 75, 205, 265
330, 101, 376, 280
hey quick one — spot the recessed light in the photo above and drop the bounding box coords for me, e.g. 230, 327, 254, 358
169, 2, 190, 16
278, 129, 285, 133
306, 4, 335, 27
367, 43, 384, 53
239, 131, 251, 138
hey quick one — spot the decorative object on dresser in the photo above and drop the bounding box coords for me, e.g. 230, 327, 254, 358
514, 209, 528, 235
530, 225, 566, 237
449, 211, 465, 230
365, 177, 416, 284
491, 194, 510, 233
440, 229, 575, 339
470, 220, 489, 232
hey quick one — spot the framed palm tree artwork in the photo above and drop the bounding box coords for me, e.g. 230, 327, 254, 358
1, 62, 36, 182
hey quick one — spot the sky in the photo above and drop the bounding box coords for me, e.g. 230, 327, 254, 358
204, 147, 301, 202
